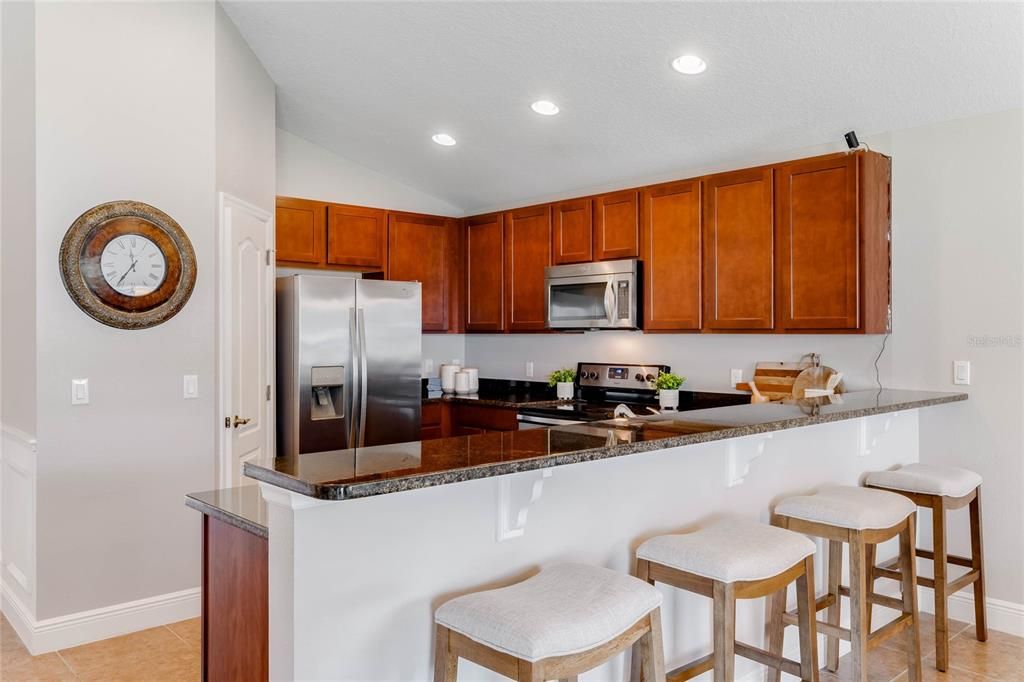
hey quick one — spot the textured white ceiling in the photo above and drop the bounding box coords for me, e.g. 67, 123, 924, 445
224, 1, 1023, 214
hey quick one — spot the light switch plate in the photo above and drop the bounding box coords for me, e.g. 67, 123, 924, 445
730, 369, 744, 385
423, 358, 434, 375
953, 360, 971, 385
183, 374, 199, 399
71, 378, 89, 405
525, 361, 534, 378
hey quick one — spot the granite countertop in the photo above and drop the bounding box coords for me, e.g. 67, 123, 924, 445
186, 486, 267, 537
242, 389, 966, 501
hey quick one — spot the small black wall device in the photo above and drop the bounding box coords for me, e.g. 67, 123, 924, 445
844, 130, 860, 149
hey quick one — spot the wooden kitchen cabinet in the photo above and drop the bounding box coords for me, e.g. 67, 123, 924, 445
775, 153, 869, 331
388, 212, 449, 331
703, 168, 774, 330
275, 197, 326, 266
551, 198, 593, 264
465, 213, 505, 332
504, 206, 552, 331
641, 180, 702, 331
326, 203, 388, 270
593, 190, 639, 261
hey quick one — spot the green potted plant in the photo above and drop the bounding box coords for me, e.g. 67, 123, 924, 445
548, 368, 576, 400
654, 371, 686, 410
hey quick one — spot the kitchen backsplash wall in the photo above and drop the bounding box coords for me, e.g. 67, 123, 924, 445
463, 332, 892, 391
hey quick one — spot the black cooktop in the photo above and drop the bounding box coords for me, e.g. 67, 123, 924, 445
518, 390, 750, 422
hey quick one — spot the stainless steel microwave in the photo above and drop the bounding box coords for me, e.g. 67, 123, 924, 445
544, 259, 641, 329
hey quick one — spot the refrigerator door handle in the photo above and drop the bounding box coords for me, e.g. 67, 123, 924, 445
348, 307, 359, 449
357, 307, 369, 447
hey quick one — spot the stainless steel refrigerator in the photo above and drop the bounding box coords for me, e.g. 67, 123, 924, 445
276, 275, 422, 455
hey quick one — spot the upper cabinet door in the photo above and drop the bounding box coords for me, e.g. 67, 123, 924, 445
326, 203, 387, 270
387, 212, 449, 332
551, 199, 593, 265
776, 154, 859, 330
703, 169, 774, 330
505, 206, 552, 331
465, 213, 505, 332
276, 197, 326, 266
641, 181, 702, 331
594, 190, 639, 261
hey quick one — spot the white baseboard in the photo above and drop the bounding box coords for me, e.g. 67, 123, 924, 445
919, 588, 1024, 638
2, 580, 200, 655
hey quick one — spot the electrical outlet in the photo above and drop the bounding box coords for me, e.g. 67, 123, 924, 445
953, 360, 971, 386
183, 374, 199, 399
730, 369, 743, 386
525, 361, 534, 378
71, 378, 89, 405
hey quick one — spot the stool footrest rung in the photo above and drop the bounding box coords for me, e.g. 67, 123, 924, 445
867, 613, 913, 650
782, 610, 850, 642
667, 652, 713, 682
834, 585, 907, 611
733, 642, 803, 678
916, 548, 973, 568
947, 569, 981, 595
873, 562, 979, 594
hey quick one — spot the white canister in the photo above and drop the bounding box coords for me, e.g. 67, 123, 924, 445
659, 389, 680, 410
439, 363, 461, 393
462, 367, 479, 393
556, 382, 575, 400
454, 371, 472, 395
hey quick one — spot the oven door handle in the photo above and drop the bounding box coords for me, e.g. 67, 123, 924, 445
603, 280, 616, 324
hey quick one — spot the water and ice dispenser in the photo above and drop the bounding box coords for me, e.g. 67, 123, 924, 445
310, 366, 344, 421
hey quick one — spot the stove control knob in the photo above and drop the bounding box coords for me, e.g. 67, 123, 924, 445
587, 371, 598, 380
645, 373, 656, 382
635, 373, 645, 382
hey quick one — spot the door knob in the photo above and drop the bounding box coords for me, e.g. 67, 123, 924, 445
232, 415, 251, 428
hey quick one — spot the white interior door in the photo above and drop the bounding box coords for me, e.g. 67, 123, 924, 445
218, 193, 274, 488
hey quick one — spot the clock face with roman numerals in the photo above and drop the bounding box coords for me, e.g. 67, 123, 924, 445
59, 201, 196, 329
100, 234, 167, 297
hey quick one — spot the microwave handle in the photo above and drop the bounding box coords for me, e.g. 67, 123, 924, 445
604, 280, 616, 323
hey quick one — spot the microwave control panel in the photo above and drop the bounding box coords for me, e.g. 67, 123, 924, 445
616, 280, 630, 319
576, 363, 670, 390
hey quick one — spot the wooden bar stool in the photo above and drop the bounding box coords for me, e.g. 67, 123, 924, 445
633, 518, 819, 681
865, 463, 987, 671
772, 486, 922, 682
433, 563, 665, 682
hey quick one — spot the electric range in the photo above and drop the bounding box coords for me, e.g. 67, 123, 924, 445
516, 362, 750, 428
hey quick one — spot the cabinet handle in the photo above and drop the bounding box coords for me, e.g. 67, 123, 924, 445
232, 415, 251, 428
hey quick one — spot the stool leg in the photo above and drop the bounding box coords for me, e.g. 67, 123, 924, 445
900, 515, 923, 682
970, 488, 988, 642
825, 540, 843, 673
932, 498, 949, 672
433, 625, 458, 682
848, 534, 869, 682
639, 608, 667, 682
516, 660, 544, 682
795, 555, 819, 682
865, 542, 876, 636
713, 581, 736, 682
764, 587, 786, 682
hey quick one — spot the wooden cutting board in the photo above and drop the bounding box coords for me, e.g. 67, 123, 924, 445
734, 362, 811, 400
735, 361, 845, 400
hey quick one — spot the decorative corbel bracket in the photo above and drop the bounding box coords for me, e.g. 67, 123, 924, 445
858, 411, 901, 457
727, 433, 773, 487
496, 468, 553, 542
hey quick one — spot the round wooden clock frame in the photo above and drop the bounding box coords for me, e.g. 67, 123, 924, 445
59, 200, 196, 329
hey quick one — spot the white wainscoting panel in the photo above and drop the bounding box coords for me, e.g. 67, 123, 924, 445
1, 424, 37, 643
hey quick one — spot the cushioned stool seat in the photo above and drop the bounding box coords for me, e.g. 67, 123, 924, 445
775, 485, 915, 530
865, 463, 982, 498
637, 518, 815, 583
435, 563, 661, 662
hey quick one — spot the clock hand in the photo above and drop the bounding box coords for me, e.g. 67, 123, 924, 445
116, 259, 138, 286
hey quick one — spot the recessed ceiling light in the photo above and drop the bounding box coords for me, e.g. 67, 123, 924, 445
530, 100, 560, 116
432, 133, 457, 146
671, 55, 707, 75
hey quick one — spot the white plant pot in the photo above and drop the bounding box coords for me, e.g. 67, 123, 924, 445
659, 389, 679, 410
556, 382, 574, 400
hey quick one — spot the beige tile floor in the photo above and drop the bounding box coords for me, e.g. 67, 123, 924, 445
0, 615, 199, 681
1, 612, 1022, 680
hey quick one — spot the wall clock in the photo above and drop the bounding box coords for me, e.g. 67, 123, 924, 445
59, 200, 196, 329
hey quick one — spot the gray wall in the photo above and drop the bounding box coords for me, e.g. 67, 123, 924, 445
1, 1, 37, 436
30, 0, 276, 620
